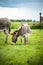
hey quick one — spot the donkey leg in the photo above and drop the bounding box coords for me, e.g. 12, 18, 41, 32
20, 36, 22, 43
5, 33, 8, 43
4, 29, 8, 43
24, 35, 28, 44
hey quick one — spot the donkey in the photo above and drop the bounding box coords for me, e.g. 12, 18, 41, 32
0, 18, 11, 43
11, 24, 31, 44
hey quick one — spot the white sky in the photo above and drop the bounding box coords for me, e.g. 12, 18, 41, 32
0, 1, 43, 21
0, 7, 39, 21
0, 3, 43, 21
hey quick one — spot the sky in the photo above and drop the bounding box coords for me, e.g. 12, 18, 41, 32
0, 0, 43, 21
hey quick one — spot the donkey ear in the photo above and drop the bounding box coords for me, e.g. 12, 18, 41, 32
15, 31, 18, 35
10, 33, 13, 35
14, 30, 18, 34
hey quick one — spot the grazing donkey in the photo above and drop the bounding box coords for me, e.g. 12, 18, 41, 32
11, 24, 31, 44
0, 18, 11, 43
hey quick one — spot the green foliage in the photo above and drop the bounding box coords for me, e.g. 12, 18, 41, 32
28, 22, 43, 29
30, 24, 43, 29
11, 22, 21, 29
11, 21, 43, 29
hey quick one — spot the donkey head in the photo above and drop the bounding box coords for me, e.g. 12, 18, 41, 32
11, 30, 18, 44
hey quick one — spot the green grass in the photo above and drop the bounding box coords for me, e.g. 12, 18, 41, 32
0, 29, 43, 65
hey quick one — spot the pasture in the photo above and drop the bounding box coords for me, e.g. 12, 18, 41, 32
0, 22, 43, 65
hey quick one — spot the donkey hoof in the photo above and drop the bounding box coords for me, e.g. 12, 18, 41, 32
11, 42, 15, 45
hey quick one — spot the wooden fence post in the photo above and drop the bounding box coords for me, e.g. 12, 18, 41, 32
40, 12, 41, 26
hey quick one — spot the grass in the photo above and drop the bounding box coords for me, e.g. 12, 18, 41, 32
0, 29, 43, 65
0, 22, 43, 65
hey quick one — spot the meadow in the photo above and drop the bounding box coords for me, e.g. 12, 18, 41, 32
0, 22, 43, 65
